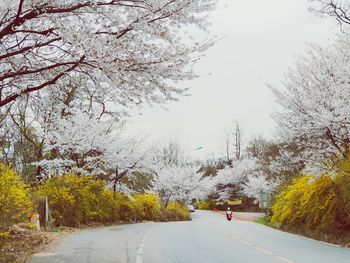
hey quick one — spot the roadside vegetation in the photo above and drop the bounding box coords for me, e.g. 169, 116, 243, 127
264, 2, 350, 246
0, 165, 33, 237
1, 168, 191, 229
270, 160, 350, 245
255, 217, 269, 226
196, 200, 216, 210
0, 167, 190, 262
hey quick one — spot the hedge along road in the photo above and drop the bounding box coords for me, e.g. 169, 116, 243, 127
27, 210, 350, 263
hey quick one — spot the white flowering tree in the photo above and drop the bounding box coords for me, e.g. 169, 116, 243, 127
213, 159, 258, 201
272, 34, 350, 173
242, 173, 279, 199
214, 159, 257, 185
209, 157, 279, 201
152, 165, 216, 207
37, 110, 151, 193
0, 0, 215, 108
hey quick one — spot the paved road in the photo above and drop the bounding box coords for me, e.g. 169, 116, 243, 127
28, 210, 350, 263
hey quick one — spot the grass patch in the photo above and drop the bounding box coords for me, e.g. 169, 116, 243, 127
255, 217, 269, 225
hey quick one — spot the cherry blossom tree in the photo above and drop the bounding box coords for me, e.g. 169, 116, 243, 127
211, 157, 279, 201
0, 78, 99, 180
37, 110, 151, 193
0, 1, 218, 187
271, 34, 350, 172
213, 158, 257, 201
242, 173, 279, 199
152, 164, 216, 207
258, 141, 305, 184
0, 0, 216, 108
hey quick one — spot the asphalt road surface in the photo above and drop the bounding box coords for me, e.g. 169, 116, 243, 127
28, 210, 350, 263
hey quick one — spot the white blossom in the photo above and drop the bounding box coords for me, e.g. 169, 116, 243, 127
36, 110, 151, 193
272, 34, 350, 173
242, 172, 279, 198
152, 164, 216, 205
213, 158, 278, 200
0, 0, 216, 108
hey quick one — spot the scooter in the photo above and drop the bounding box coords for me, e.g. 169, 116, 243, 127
226, 211, 232, 221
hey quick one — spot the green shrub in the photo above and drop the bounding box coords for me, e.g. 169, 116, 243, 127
0, 164, 33, 234
255, 217, 269, 225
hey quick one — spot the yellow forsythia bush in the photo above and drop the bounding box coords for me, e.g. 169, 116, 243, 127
196, 200, 215, 210
271, 175, 337, 232
36, 175, 192, 226
36, 174, 127, 226
0, 164, 33, 232
131, 193, 161, 221
163, 202, 191, 221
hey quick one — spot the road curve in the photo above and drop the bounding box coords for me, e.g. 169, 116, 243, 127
27, 210, 350, 263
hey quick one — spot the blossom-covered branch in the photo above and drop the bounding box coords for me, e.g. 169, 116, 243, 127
0, 0, 216, 108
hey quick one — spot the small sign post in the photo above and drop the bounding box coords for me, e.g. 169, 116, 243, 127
258, 191, 271, 213
37, 196, 49, 229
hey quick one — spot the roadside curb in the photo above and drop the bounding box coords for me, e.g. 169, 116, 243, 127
258, 223, 344, 249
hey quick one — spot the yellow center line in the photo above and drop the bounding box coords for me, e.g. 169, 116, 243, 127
275, 256, 295, 263
239, 240, 253, 246
253, 246, 274, 256
213, 222, 295, 263
213, 223, 223, 233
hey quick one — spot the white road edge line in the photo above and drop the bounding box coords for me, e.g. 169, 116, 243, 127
136, 231, 150, 263
258, 224, 341, 248
136, 255, 142, 263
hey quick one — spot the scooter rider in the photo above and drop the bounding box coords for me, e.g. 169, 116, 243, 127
226, 207, 232, 221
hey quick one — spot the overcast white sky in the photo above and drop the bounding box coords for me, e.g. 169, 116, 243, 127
125, 0, 339, 160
